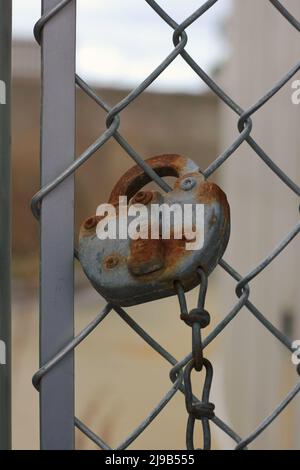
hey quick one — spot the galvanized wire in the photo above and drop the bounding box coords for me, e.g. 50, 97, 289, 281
31, 0, 300, 450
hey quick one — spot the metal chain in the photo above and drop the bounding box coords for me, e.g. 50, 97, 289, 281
176, 269, 215, 450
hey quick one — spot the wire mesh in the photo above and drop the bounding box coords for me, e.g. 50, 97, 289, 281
31, 0, 300, 450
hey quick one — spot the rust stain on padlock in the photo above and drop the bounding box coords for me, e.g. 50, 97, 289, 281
162, 237, 187, 271
128, 238, 165, 276
198, 182, 230, 241
109, 154, 196, 206
84, 215, 99, 230
104, 254, 120, 270
198, 181, 230, 214
80, 215, 101, 237
78, 154, 230, 306
130, 191, 153, 206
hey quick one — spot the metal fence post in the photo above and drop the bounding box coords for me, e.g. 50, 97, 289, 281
39, 0, 76, 449
0, 0, 12, 451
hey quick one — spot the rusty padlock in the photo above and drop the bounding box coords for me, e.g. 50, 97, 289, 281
78, 154, 230, 306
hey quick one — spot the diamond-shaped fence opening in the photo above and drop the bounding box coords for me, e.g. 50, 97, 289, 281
27, 0, 300, 450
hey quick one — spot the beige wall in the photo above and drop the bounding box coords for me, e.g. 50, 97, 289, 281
218, 0, 300, 449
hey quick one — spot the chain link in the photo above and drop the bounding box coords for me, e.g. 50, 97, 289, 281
176, 269, 215, 450
31, 0, 300, 450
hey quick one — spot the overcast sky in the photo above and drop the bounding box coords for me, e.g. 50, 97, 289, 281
12, 0, 231, 93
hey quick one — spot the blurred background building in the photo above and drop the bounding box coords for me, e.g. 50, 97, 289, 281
219, 0, 300, 450
10, 0, 299, 449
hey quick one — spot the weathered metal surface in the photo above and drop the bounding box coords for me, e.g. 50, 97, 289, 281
79, 155, 230, 306
108, 154, 199, 205
128, 237, 165, 275
39, 0, 76, 450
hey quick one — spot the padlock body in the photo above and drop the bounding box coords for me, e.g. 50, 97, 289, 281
78, 173, 230, 306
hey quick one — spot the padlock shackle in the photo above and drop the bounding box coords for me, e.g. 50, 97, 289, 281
109, 154, 199, 205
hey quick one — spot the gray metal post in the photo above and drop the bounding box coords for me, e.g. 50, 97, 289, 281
40, 0, 76, 449
0, 0, 12, 451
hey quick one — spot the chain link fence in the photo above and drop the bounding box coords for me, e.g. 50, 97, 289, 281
31, 0, 300, 450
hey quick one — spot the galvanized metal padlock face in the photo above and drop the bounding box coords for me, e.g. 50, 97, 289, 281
78, 155, 230, 306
